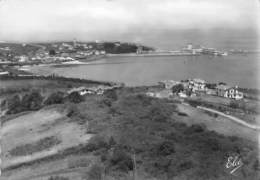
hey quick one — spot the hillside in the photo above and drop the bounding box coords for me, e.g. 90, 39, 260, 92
0, 78, 259, 180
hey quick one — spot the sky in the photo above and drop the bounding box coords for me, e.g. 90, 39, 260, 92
0, 0, 259, 42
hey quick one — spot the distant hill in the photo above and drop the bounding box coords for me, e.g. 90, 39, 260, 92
0, 41, 154, 56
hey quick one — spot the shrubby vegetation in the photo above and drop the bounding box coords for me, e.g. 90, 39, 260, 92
0, 74, 114, 86
206, 83, 217, 89
5, 90, 43, 114
90, 42, 154, 54
44, 91, 65, 105
67, 91, 84, 103
84, 164, 103, 180
9, 136, 61, 156
48, 176, 69, 180
171, 83, 184, 93
2, 83, 258, 179
3, 90, 85, 115
20, 90, 43, 110
81, 93, 258, 180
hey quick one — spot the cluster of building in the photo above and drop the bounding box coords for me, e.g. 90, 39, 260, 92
0, 40, 107, 64
147, 79, 244, 100
67, 84, 121, 96
182, 44, 228, 56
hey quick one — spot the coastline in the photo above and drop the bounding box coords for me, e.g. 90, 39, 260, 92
0, 74, 121, 87
106, 52, 200, 57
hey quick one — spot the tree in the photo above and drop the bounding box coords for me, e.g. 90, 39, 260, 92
156, 141, 175, 156
218, 82, 227, 85
104, 89, 118, 101
21, 90, 43, 110
6, 95, 22, 114
49, 49, 56, 56
206, 83, 216, 89
108, 136, 116, 147
229, 100, 239, 109
44, 91, 64, 105
172, 84, 184, 94
67, 91, 84, 103
110, 147, 133, 172
86, 164, 103, 180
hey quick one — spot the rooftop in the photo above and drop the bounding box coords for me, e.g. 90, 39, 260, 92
216, 84, 231, 90
191, 78, 206, 84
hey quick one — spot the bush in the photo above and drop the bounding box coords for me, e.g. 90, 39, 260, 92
66, 105, 79, 117
177, 160, 194, 172
68, 157, 91, 169
104, 89, 118, 101
44, 91, 65, 105
184, 124, 206, 134
172, 84, 184, 93
9, 136, 61, 156
67, 91, 84, 103
49, 49, 56, 56
205, 83, 217, 89
148, 104, 171, 122
6, 95, 22, 114
86, 136, 109, 152
156, 141, 175, 156
6, 90, 44, 114
21, 90, 43, 110
186, 99, 202, 107
48, 176, 69, 180
178, 112, 188, 116
101, 98, 112, 107
229, 100, 239, 109
108, 136, 117, 147
86, 164, 103, 180
110, 147, 133, 172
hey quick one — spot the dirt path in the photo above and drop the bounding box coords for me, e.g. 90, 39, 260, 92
18, 166, 88, 180
197, 106, 260, 130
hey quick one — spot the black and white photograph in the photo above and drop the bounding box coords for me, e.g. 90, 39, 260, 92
0, 0, 259, 179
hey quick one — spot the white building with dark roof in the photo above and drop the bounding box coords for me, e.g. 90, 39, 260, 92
216, 85, 243, 100
188, 78, 207, 92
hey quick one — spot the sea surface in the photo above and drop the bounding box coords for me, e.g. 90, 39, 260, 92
28, 53, 259, 88
27, 29, 259, 88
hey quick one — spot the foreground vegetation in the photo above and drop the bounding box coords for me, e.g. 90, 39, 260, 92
1, 78, 259, 180
78, 90, 258, 180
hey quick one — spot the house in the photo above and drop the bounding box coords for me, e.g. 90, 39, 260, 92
68, 85, 116, 96
15, 55, 29, 62
68, 87, 95, 96
188, 79, 207, 92
178, 91, 188, 98
146, 89, 173, 99
0, 71, 9, 76
159, 80, 181, 89
216, 85, 243, 100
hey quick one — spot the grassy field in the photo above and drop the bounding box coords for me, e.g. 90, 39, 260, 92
1, 79, 259, 180
184, 93, 259, 125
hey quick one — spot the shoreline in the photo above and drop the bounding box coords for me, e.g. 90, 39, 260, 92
106, 52, 200, 57
0, 74, 122, 87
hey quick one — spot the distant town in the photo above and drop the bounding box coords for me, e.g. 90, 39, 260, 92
0, 40, 257, 69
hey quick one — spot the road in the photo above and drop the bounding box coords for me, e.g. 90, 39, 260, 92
196, 106, 260, 131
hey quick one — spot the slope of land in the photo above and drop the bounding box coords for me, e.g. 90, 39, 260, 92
0, 78, 259, 180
